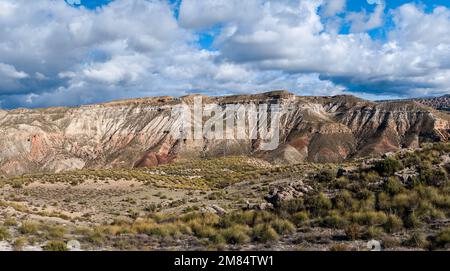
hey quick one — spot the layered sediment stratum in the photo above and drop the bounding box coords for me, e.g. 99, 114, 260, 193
0, 91, 449, 176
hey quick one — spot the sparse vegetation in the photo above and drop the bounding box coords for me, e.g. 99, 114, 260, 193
0, 143, 449, 250
43, 241, 69, 251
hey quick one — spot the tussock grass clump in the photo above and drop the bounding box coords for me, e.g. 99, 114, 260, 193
433, 228, 450, 248
344, 224, 362, 241
404, 231, 429, 249
43, 241, 69, 251
220, 225, 250, 245
374, 158, 403, 176
383, 215, 403, 233
252, 224, 279, 243
270, 219, 295, 235
18, 221, 40, 235
291, 211, 309, 227
0, 226, 11, 241
349, 211, 388, 226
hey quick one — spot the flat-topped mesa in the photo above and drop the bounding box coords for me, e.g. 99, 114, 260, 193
0, 91, 448, 176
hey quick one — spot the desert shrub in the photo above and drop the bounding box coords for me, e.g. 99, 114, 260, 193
291, 211, 309, 227
381, 236, 401, 249
377, 192, 392, 210
11, 181, 23, 189
43, 241, 68, 251
3, 217, 17, 226
329, 244, 351, 251
345, 224, 362, 241
179, 212, 217, 224
270, 219, 295, 235
355, 188, 374, 200
364, 226, 384, 240
374, 158, 402, 176
276, 199, 305, 214
429, 192, 450, 209
0, 226, 11, 241
334, 190, 356, 211
143, 223, 180, 238
420, 168, 448, 187
383, 214, 403, 233
403, 212, 423, 229
19, 221, 39, 235
320, 211, 348, 229
145, 203, 159, 213
251, 211, 277, 226
316, 169, 336, 183
306, 193, 332, 216
331, 177, 350, 189
391, 192, 419, 214
252, 224, 279, 243
12, 237, 27, 251
86, 228, 106, 245
433, 228, 450, 248
385, 177, 404, 195
349, 211, 388, 226
189, 221, 215, 239
220, 225, 250, 245
405, 231, 429, 249
361, 171, 380, 183
357, 193, 376, 211
43, 225, 67, 239
219, 211, 256, 228
416, 201, 445, 220
444, 163, 450, 174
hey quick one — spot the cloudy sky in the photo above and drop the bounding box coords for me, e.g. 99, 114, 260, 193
0, 0, 449, 109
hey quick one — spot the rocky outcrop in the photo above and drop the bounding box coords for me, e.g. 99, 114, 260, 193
0, 91, 449, 176
265, 180, 314, 206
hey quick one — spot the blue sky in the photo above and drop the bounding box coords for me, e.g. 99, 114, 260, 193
0, 0, 449, 109
68, 0, 450, 48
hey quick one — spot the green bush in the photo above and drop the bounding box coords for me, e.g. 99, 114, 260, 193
345, 224, 362, 241
43, 241, 69, 251
276, 199, 305, 214
374, 158, 402, 176
321, 212, 348, 229
383, 215, 403, 233
291, 211, 309, 227
307, 193, 332, 216
270, 219, 295, 235
385, 177, 404, 195
316, 169, 336, 182
220, 225, 250, 245
403, 212, 423, 229
252, 224, 279, 243
19, 221, 39, 235
420, 169, 448, 187
350, 211, 388, 226
433, 228, 450, 248
334, 190, 356, 211
364, 226, 384, 240
405, 231, 429, 249
0, 226, 11, 241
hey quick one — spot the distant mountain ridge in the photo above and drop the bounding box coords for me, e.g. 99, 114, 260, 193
0, 91, 449, 176
409, 94, 450, 111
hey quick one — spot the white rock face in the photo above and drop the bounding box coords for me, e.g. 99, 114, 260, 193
0, 92, 448, 176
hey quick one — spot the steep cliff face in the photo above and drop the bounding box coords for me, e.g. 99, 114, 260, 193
0, 91, 448, 176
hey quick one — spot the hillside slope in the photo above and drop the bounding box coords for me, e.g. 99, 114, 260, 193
0, 91, 449, 176
412, 95, 450, 111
